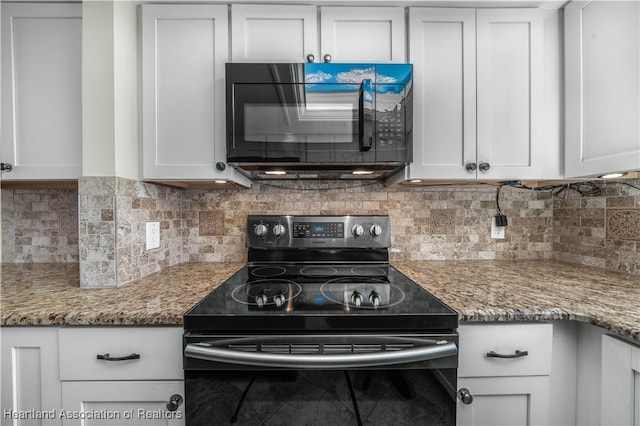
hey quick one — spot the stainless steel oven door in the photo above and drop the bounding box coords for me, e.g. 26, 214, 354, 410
183, 334, 457, 425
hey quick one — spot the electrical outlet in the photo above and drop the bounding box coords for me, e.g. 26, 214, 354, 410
146, 221, 160, 250
491, 217, 506, 239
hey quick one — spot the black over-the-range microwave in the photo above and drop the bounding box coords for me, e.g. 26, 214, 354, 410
225, 63, 413, 180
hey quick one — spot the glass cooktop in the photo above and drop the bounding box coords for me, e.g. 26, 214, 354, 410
183, 266, 458, 333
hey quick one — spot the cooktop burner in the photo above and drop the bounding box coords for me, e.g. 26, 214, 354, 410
299, 266, 337, 277
250, 266, 287, 278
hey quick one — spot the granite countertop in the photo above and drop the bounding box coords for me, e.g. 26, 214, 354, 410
2, 260, 639, 343
0, 262, 243, 326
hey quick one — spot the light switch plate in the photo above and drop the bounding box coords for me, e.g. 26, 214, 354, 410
146, 221, 160, 250
491, 217, 506, 239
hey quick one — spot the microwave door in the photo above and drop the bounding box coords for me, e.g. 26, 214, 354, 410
270, 64, 293, 128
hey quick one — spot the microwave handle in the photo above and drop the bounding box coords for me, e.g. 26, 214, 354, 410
359, 79, 374, 151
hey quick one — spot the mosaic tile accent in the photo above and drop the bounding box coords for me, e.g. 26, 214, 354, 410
1, 188, 79, 263
198, 211, 224, 236
607, 209, 640, 241
430, 209, 455, 234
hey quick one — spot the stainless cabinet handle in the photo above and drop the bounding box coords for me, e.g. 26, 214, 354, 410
1, 163, 13, 172
166, 394, 183, 412
465, 163, 477, 172
96, 353, 140, 361
323, 54, 332, 63
486, 349, 528, 359
185, 341, 457, 369
306, 54, 315, 63
479, 162, 491, 172
458, 388, 473, 405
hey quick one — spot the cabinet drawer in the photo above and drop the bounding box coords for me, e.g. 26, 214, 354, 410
59, 327, 183, 381
458, 323, 553, 378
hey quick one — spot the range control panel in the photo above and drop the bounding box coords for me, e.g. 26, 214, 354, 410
246, 215, 391, 249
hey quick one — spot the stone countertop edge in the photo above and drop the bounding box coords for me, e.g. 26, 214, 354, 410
1, 260, 639, 344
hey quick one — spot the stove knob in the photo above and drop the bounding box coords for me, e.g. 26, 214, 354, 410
254, 224, 268, 237
255, 293, 268, 307
351, 292, 363, 307
273, 293, 286, 308
369, 224, 383, 237
273, 224, 286, 237
351, 224, 364, 237
369, 292, 381, 308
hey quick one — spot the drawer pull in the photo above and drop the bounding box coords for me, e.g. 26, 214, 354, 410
486, 350, 528, 359
97, 353, 141, 361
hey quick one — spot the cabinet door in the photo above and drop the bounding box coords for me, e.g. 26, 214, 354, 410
60, 381, 184, 426
457, 376, 550, 426
141, 5, 249, 185
0, 3, 81, 181
476, 9, 544, 180
320, 7, 405, 63
407, 8, 477, 180
231, 4, 318, 62
601, 335, 640, 426
565, 1, 640, 178
0, 327, 61, 426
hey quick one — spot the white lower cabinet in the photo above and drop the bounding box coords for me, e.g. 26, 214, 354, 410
457, 323, 553, 426
58, 327, 184, 426
0, 327, 62, 426
60, 382, 184, 426
457, 376, 550, 426
601, 334, 640, 426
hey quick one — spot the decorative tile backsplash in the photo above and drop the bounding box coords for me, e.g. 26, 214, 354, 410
1, 188, 79, 263
115, 177, 183, 285
78, 177, 117, 287
3, 178, 639, 281
76, 177, 184, 287
553, 179, 640, 275
183, 181, 554, 262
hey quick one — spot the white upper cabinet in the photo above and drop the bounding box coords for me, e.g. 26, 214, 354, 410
319, 7, 405, 63
1, 3, 82, 181
405, 8, 477, 180
231, 5, 318, 63
402, 8, 555, 181
141, 4, 250, 186
476, 9, 544, 180
565, 1, 640, 178
231, 5, 405, 63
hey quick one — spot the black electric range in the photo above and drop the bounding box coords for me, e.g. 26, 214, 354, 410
182, 215, 460, 426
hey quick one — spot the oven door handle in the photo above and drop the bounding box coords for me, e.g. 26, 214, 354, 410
185, 341, 457, 369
